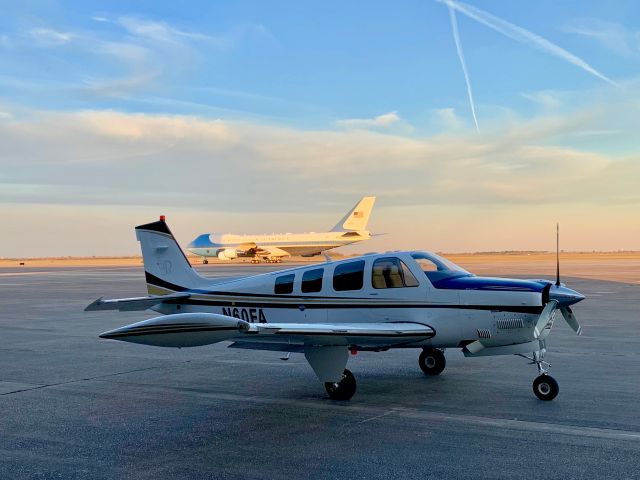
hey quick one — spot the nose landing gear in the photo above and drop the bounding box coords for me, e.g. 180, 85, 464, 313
533, 374, 559, 401
518, 348, 559, 401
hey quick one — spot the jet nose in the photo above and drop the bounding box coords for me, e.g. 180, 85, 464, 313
549, 285, 585, 307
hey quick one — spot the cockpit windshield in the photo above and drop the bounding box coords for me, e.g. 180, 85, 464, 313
410, 251, 473, 283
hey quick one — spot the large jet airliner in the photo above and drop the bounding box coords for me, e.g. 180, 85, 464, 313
187, 196, 376, 263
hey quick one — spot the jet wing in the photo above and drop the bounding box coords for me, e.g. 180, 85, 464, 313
85, 292, 191, 312
254, 246, 289, 257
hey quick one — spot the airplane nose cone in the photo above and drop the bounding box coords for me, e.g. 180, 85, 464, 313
549, 285, 585, 307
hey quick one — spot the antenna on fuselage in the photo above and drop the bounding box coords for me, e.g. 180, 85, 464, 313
555, 223, 560, 287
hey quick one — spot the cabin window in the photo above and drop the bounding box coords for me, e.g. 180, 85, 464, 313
372, 257, 419, 289
301, 268, 324, 293
333, 260, 365, 291
274, 274, 295, 294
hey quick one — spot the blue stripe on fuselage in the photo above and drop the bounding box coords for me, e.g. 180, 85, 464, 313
432, 276, 547, 292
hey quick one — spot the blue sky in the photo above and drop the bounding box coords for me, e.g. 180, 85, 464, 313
1, 1, 639, 255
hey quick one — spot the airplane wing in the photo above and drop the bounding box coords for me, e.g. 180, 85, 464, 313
228, 322, 434, 354
245, 322, 433, 345
98, 313, 433, 347
98, 313, 434, 382
85, 292, 191, 312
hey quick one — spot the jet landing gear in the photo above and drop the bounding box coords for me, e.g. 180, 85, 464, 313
202, 258, 209, 264
518, 350, 559, 401
324, 369, 357, 400
419, 348, 446, 375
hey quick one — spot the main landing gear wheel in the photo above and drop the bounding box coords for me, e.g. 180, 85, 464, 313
533, 374, 559, 401
324, 369, 357, 401
419, 348, 446, 375
203, 259, 208, 264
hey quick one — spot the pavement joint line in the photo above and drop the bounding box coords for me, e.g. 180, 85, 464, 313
0, 365, 171, 396
356, 408, 399, 424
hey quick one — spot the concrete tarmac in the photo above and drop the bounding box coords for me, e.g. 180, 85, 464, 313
0, 264, 639, 479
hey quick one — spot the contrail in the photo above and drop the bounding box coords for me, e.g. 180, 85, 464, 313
447, 3, 479, 133
438, 0, 618, 87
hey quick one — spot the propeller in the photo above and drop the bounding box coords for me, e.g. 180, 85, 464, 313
560, 306, 582, 335
534, 299, 558, 339
535, 224, 583, 337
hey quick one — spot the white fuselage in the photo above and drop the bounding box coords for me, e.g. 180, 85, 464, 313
149, 251, 543, 350
188, 230, 371, 258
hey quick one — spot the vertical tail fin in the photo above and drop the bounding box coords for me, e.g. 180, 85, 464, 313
331, 196, 376, 232
135, 218, 206, 295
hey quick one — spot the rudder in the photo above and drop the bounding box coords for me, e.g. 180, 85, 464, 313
135, 218, 206, 294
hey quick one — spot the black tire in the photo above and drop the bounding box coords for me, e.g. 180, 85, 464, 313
203, 259, 208, 264
324, 369, 357, 401
533, 374, 559, 401
419, 348, 446, 375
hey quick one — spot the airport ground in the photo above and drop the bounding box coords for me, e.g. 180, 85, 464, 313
0, 259, 639, 479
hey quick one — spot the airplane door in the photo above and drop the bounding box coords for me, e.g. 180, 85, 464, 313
299, 267, 328, 324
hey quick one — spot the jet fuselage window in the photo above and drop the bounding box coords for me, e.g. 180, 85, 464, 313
372, 257, 419, 289
274, 274, 295, 294
333, 260, 365, 291
301, 268, 324, 293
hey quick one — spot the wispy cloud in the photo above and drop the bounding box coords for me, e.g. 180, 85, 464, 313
28, 28, 75, 46
521, 90, 562, 109
117, 16, 212, 43
111, 16, 275, 51
446, 3, 479, 133
432, 107, 464, 129
335, 111, 402, 129
438, 0, 618, 87
563, 18, 640, 58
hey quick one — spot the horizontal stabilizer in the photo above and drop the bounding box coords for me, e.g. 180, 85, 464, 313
85, 292, 191, 312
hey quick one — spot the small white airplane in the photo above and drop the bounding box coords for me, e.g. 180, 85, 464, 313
88, 218, 584, 401
186, 196, 376, 263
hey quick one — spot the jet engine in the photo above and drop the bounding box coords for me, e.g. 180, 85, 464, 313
217, 249, 238, 260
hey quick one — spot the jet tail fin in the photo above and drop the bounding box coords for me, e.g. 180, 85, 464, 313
331, 196, 376, 232
135, 217, 206, 294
